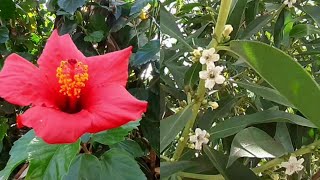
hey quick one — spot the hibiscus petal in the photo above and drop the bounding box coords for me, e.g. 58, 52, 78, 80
0, 54, 55, 107
85, 47, 132, 87
81, 84, 147, 133
37, 30, 85, 91
19, 106, 92, 144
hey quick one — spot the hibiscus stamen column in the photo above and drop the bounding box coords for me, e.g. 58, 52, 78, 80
172, 0, 232, 161
56, 59, 89, 113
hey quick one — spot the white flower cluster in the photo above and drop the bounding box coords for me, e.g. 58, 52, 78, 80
281, 156, 304, 175
189, 128, 210, 151
198, 48, 225, 90
283, 0, 296, 8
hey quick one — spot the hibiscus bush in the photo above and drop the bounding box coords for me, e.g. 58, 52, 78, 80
0, 0, 159, 179
160, 0, 320, 179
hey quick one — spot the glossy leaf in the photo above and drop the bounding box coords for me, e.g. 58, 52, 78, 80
26, 139, 80, 180
240, 14, 272, 39
0, 0, 15, 19
208, 110, 316, 139
302, 6, 320, 27
230, 40, 320, 128
100, 149, 146, 180
227, 127, 287, 167
160, 5, 193, 51
203, 145, 259, 180
161, 161, 197, 178
184, 62, 201, 88
130, 0, 152, 15
234, 81, 294, 107
160, 105, 193, 152
0, 130, 35, 180
92, 121, 140, 145
289, 24, 320, 38
0, 26, 9, 43
110, 139, 145, 157
63, 154, 102, 180
132, 40, 160, 66
275, 122, 294, 152
58, 0, 86, 14
84, 31, 104, 43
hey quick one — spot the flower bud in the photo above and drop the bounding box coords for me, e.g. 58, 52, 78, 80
223, 24, 233, 37
209, 101, 219, 110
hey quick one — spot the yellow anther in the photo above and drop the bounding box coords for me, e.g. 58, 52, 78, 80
56, 60, 89, 98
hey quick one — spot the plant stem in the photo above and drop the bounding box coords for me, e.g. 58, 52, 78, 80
172, 0, 232, 161
177, 139, 320, 179
208, 0, 232, 47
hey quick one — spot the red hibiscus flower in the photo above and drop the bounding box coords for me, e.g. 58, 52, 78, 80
0, 30, 148, 144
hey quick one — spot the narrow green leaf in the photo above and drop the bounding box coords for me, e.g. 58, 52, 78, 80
100, 149, 146, 180
203, 145, 259, 180
160, 5, 193, 51
302, 6, 320, 27
0, 130, 35, 180
160, 105, 193, 152
230, 40, 320, 128
208, 110, 316, 139
63, 154, 102, 180
289, 24, 320, 38
227, 127, 287, 167
161, 161, 197, 178
26, 139, 80, 180
275, 122, 294, 152
240, 14, 272, 39
234, 81, 294, 107
228, 0, 247, 38
184, 62, 201, 88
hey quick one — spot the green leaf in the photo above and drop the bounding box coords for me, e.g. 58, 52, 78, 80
275, 122, 294, 152
58, 19, 77, 35
84, 31, 104, 43
161, 161, 197, 178
184, 62, 202, 88
110, 139, 144, 157
234, 81, 294, 107
57, 0, 86, 14
92, 121, 140, 145
165, 60, 188, 89
63, 154, 102, 180
0, 26, 9, 43
160, 5, 193, 51
208, 110, 316, 139
227, 0, 247, 38
240, 14, 272, 39
26, 139, 80, 180
227, 127, 287, 167
131, 40, 160, 66
0, 0, 16, 19
130, 0, 152, 15
100, 149, 146, 180
160, 105, 193, 152
0, 130, 35, 180
230, 40, 320, 128
203, 146, 259, 180
302, 6, 320, 27
289, 24, 320, 38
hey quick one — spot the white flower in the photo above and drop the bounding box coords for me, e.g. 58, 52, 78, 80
223, 24, 233, 37
283, 0, 296, 8
199, 65, 225, 90
199, 48, 220, 65
281, 156, 304, 175
189, 128, 210, 150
